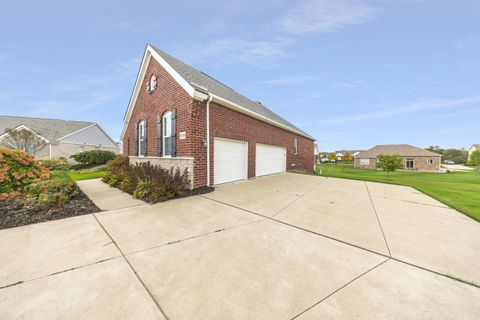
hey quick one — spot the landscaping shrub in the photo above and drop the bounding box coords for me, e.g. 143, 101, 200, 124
0, 148, 50, 200
103, 156, 190, 203
22, 179, 79, 209
38, 157, 69, 170
70, 150, 116, 167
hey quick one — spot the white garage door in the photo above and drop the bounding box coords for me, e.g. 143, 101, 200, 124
214, 138, 248, 185
256, 143, 286, 177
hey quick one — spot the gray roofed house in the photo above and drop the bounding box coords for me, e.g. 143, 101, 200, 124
0, 115, 119, 159
354, 144, 442, 172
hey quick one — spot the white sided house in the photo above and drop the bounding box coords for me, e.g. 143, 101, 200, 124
469, 144, 480, 162
0, 115, 119, 159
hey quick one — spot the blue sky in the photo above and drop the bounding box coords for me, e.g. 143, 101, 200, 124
1, 0, 479, 151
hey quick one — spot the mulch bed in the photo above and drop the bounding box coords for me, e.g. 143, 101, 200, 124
0, 190, 101, 230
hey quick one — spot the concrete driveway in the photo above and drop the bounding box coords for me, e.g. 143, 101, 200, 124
1, 173, 479, 319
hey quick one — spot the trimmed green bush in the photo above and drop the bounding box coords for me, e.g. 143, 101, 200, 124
103, 156, 190, 203
70, 150, 116, 167
38, 157, 69, 170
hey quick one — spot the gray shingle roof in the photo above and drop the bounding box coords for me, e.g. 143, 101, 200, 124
356, 144, 441, 158
150, 45, 314, 140
0, 115, 93, 142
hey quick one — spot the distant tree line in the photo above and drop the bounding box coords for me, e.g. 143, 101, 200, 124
425, 146, 468, 164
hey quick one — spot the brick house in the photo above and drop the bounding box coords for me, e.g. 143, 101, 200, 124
354, 144, 441, 172
121, 44, 315, 188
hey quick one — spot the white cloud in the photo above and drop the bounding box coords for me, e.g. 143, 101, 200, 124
264, 74, 321, 85
454, 36, 480, 49
281, 0, 376, 35
318, 95, 480, 125
176, 38, 290, 67
331, 80, 364, 89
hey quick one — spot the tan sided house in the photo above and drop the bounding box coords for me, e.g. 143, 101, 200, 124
354, 144, 441, 172
0, 115, 119, 159
121, 44, 316, 188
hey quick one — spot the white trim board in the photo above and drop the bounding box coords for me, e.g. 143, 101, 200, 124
0, 124, 50, 143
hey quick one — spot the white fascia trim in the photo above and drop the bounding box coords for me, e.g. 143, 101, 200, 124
210, 94, 314, 140
0, 124, 50, 143
121, 45, 196, 140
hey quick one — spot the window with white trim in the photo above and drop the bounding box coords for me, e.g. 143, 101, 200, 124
427, 158, 433, 165
163, 111, 173, 156
360, 159, 370, 165
146, 75, 157, 92
294, 138, 298, 155
138, 120, 146, 156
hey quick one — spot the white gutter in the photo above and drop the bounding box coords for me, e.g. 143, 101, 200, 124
206, 94, 213, 187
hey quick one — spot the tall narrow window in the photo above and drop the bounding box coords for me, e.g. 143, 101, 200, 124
138, 120, 146, 156
163, 111, 172, 156
294, 138, 298, 155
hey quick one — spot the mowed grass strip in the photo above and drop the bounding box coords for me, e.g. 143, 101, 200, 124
315, 164, 480, 221
67, 170, 106, 181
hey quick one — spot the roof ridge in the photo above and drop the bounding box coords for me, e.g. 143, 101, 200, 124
149, 44, 314, 140
0, 115, 94, 125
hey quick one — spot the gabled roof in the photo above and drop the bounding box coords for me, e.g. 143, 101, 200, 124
471, 144, 480, 149
356, 144, 441, 158
0, 115, 94, 142
122, 44, 314, 140
0, 115, 117, 147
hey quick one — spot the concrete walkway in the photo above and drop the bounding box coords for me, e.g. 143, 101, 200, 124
1, 173, 479, 319
77, 178, 146, 210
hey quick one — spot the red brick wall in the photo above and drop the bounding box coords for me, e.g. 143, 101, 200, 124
123, 58, 194, 158
191, 101, 315, 187
124, 57, 315, 188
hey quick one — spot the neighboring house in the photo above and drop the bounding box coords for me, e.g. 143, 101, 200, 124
335, 149, 363, 161
314, 144, 319, 163
121, 44, 315, 188
0, 115, 119, 159
469, 144, 480, 162
354, 144, 441, 172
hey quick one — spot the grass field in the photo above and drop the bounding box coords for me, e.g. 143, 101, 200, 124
67, 167, 107, 181
316, 164, 480, 221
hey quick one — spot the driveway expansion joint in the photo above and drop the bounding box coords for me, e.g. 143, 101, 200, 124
290, 258, 391, 319
270, 177, 329, 218
201, 193, 479, 289
0, 255, 123, 290
365, 182, 392, 257
91, 213, 171, 320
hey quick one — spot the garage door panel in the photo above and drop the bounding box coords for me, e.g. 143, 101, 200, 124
214, 138, 248, 185
256, 144, 286, 177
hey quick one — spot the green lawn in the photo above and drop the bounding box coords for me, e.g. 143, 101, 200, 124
67, 168, 107, 181
315, 164, 480, 222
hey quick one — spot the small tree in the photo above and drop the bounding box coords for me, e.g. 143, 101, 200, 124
344, 152, 353, 162
377, 154, 403, 177
328, 152, 336, 161
469, 149, 480, 166
1, 128, 46, 155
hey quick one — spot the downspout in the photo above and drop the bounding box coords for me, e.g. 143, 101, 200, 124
206, 94, 213, 187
